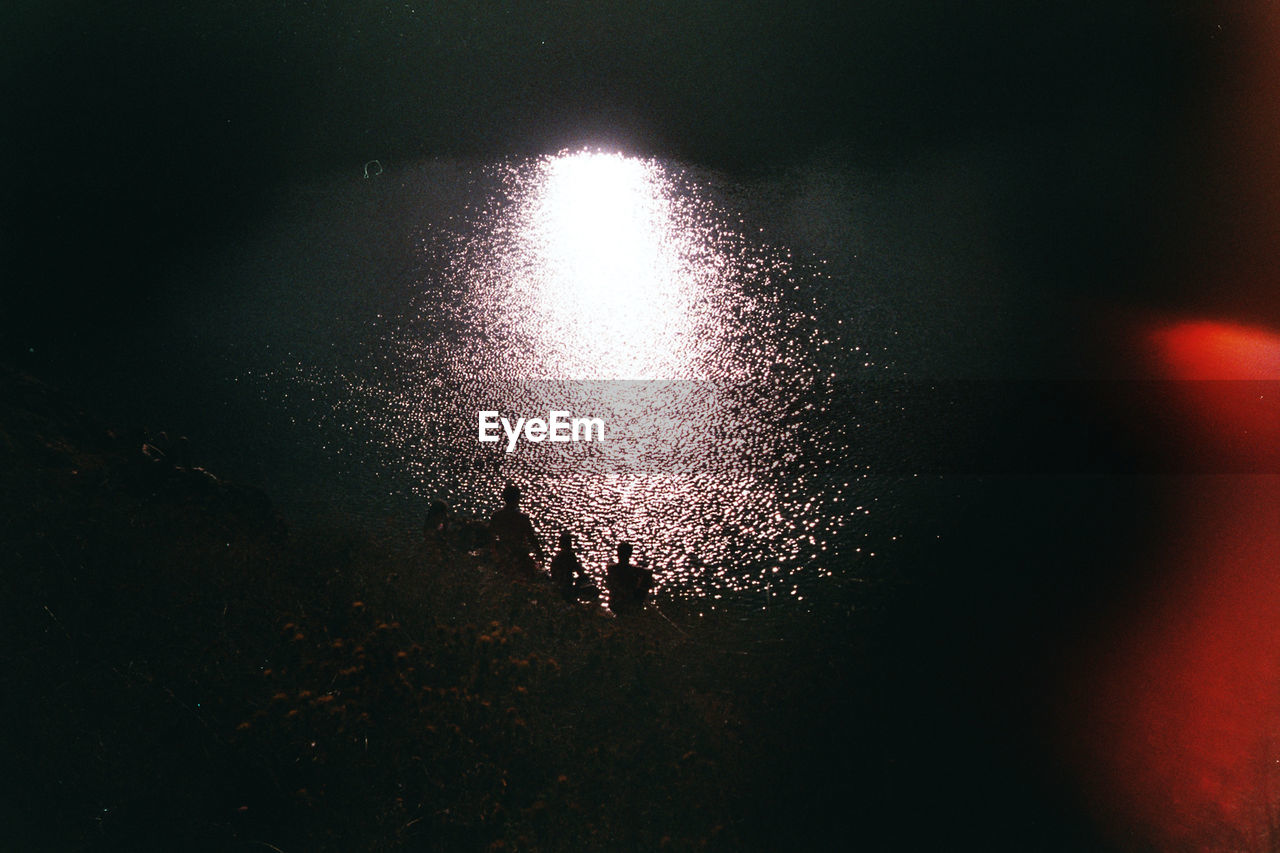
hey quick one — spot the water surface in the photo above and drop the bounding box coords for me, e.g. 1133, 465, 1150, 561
150, 148, 1012, 610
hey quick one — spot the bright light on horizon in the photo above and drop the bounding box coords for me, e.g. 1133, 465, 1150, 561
510, 149, 709, 379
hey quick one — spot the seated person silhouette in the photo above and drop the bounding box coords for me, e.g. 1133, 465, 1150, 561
551, 530, 600, 602
423, 499, 451, 541
605, 542, 653, 613
488, 483, 544, 577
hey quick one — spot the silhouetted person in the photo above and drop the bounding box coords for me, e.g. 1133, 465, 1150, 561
488, 483, 544, 577
550, 530, 585, 601
424, 499, 451, 540
606, 542, 653, 613
420, 499, 453, 559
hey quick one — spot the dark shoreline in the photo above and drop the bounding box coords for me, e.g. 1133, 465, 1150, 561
0, 362, 1116, 851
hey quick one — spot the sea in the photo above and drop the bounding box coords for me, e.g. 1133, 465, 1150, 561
51, 147, 1105, 618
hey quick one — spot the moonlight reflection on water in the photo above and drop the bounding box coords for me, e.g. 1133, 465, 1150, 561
266, 150, 874, 607
458, 149, 800, 382
513, 151, 699, 380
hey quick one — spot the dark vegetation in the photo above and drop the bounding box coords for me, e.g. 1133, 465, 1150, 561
0, 363, 891, 852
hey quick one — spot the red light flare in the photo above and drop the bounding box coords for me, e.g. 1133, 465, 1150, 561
1146, 321, 1280, 469
1062, 0, 1280, 838
1154, 321, 1280, 381
1061, 318, 1280, 850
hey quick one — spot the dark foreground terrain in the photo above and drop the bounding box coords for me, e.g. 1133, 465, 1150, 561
0, 363, 1107, 852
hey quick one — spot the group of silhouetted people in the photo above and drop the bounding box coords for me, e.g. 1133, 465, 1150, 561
428, 483, 654, 613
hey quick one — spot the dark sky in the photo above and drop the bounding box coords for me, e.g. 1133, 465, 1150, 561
1, 1, 1212, 358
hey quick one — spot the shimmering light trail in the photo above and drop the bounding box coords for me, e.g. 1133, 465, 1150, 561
256, 149, 870, 607
531, 152, 686, 363
486, 150, 740, 380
